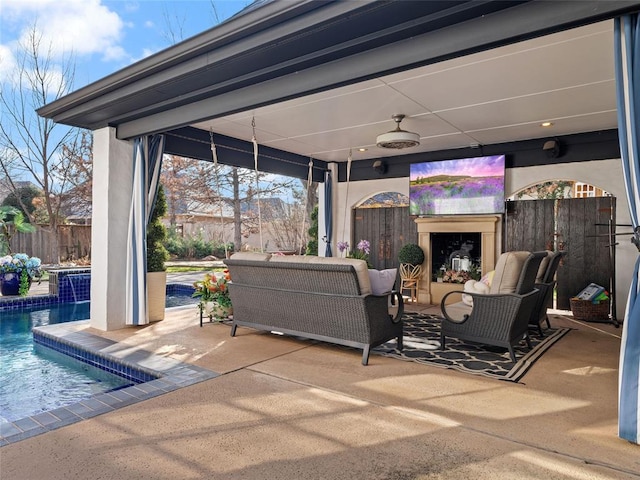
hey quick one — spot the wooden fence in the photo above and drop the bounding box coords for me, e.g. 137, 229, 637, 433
9, 225, 92, 264
352, 206, 418, 270
505, 196, 615, 310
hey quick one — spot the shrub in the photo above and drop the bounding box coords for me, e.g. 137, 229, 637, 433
147, 186, 169, 272
165, 228, 233, 260
305, 205, 318, 256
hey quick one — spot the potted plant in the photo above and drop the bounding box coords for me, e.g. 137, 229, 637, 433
398, 243, 425, 276
0, 253, 42, 296
192, 270, 232, 320
147, 185, 170, 321
340, 239, 373, 268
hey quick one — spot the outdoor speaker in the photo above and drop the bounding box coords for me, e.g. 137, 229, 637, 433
373, 160, 387, 175
543, 139, 562, 159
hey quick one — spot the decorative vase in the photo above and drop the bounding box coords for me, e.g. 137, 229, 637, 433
204, 301, 233, 320
0, 272, 30, 296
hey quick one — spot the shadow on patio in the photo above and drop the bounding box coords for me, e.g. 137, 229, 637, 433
1, 301, 637, 479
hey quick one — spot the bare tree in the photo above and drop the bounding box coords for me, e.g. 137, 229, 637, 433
0, 24, 85, 261
59, 131, 93, 222
160, 155, 302, 251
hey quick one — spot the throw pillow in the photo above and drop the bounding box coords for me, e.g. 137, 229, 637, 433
368, 268, 397, 295
462, 279, 490, 306
480, 270, 494, 287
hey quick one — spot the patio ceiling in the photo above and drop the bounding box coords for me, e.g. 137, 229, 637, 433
193, 20, 617, 163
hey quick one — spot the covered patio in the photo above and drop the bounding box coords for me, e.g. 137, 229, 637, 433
35, 1, 640, 446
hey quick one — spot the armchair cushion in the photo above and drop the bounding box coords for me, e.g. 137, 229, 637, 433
489, 251, 531, 294
535, 251, 554, 283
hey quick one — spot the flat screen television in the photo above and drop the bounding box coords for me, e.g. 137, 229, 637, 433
409, 155, 505, 216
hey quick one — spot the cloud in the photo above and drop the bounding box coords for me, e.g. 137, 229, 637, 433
2, 0, 127, 62
0, 45, 18, 83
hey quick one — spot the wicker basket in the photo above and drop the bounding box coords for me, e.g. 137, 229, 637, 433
570, 298, 610, 321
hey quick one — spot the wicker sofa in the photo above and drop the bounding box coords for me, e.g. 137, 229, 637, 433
224, 252, 404, 365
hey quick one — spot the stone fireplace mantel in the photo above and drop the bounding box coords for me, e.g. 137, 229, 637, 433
415, 216, 501, 305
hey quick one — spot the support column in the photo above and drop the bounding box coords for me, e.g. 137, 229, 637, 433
90, 127, 134, 331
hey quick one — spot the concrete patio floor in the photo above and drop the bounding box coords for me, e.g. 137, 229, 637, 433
1, 300, 639, 479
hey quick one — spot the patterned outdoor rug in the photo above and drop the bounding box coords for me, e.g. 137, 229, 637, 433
372, 312, 571, 382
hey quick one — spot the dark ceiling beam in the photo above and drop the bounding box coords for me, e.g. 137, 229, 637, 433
164, 127, 328, 182
340, 129, 621, 182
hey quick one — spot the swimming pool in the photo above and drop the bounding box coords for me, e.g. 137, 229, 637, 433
0, 290, 199, 423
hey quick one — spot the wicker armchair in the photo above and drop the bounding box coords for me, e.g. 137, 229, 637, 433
529, 251, 564, 336
440, 251, 546, 363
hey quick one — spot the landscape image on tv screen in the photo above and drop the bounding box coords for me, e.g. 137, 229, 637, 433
409, 155, 505, 216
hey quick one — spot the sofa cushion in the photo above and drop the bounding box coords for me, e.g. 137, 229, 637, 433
489, 251, 530, 294
368, 268, 397, 295
269, 255, 315, 264
308, 257, 372, 295
230, 252, 272, 261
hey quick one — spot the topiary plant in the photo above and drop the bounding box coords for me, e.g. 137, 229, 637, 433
147, 185, 170, 272
398, 243, 425, 266
305, 205, 318, 256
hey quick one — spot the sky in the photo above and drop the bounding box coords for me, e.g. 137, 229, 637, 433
0, 0, 251, 89
0, 0, 300, 197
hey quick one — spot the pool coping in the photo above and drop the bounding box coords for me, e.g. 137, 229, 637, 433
0, 315, 219, 446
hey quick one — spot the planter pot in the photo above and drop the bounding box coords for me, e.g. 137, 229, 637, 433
0, 272, 31, 296
203, 301, 233, 320
147, 271, 167, 321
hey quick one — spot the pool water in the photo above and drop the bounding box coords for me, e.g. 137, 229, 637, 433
0, 303, 132, 422
0, 293, 199, 423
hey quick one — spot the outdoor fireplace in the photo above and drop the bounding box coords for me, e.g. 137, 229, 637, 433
415, 216, 501, 304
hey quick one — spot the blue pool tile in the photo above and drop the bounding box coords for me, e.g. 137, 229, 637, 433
30, 412, 61, 427
13, 417, 42, 432
0, 423, 22, 438
48, 407, 81, 422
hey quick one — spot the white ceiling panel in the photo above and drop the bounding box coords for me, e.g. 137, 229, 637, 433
388, 30, 613, 112
436, 82, 616, 131
467, 110, 619, 145
193, 20, 618, 162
